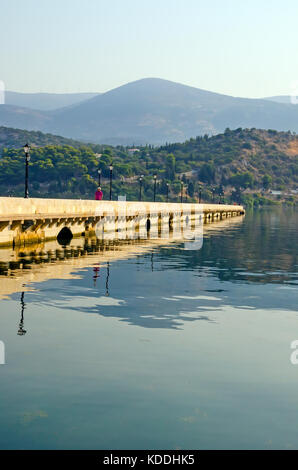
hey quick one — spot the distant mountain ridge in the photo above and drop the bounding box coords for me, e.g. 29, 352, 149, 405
2, 78, 298, 144
5, 91, 99, 111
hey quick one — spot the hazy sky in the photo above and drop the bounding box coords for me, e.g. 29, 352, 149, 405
1, 0, 298, 97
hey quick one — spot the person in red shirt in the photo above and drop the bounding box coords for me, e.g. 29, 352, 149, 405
95, 187, 103, 200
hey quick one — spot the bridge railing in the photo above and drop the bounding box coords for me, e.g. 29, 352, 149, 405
0, 197, 244, 220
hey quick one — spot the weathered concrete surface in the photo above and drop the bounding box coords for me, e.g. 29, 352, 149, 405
0, 197, 245, 247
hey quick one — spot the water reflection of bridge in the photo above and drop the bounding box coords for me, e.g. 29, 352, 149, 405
0, 215, 244, 300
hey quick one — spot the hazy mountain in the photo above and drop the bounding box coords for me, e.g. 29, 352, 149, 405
2, 78, 298, 144
50, 78, 234, 144
51, 78, 298, 144
0, 104, 50, 131
5, 91, 99, 111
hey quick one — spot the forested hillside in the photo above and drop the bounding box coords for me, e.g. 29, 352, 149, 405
0, 127, 297, 206
0, 126, 90, 150
157, 127, 298, 190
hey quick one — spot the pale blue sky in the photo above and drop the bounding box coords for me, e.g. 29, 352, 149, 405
1, 0, 297, 97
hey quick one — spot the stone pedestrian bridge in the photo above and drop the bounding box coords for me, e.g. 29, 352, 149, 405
0, 197, 245, 247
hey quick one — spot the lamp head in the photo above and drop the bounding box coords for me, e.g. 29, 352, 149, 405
23, 143, 30, 154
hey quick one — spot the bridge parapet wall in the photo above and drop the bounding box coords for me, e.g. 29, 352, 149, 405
0, 197, 245, 247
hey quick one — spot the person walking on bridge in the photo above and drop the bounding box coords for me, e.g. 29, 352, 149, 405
95, 187, 103, 201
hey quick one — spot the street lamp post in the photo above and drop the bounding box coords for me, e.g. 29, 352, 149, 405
199, 185, 202, 203
23, 143, 30, 198
153, 174, 157, 202
139, 175, 144, 201
166, 183, 169, 202
109, 163, 113, 200
212, 187, 215, 203
180, 180, 183, 203
98, 169, 101, 186
219, 184, 224, 204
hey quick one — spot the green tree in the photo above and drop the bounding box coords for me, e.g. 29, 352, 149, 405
165, 153, 176, 180
230, 172, 254, 190
199, 163, 215, 183
188, 181, 195, 197
262, 174, 272, 190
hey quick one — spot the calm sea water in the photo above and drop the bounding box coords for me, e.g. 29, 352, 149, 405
0, 208, 297, 450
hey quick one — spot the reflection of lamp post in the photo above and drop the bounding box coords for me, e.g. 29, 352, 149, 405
93, 264, 100, 287
97, 169, 101, 187
23, 143, 30, 199
199, 185, 202, 203
153, 174, 157, 202
166, 183, 169, 202
139, 175, 144, 201
18, 292, 27, 336
105, 262, 110, 296
109, 163, 113, 200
